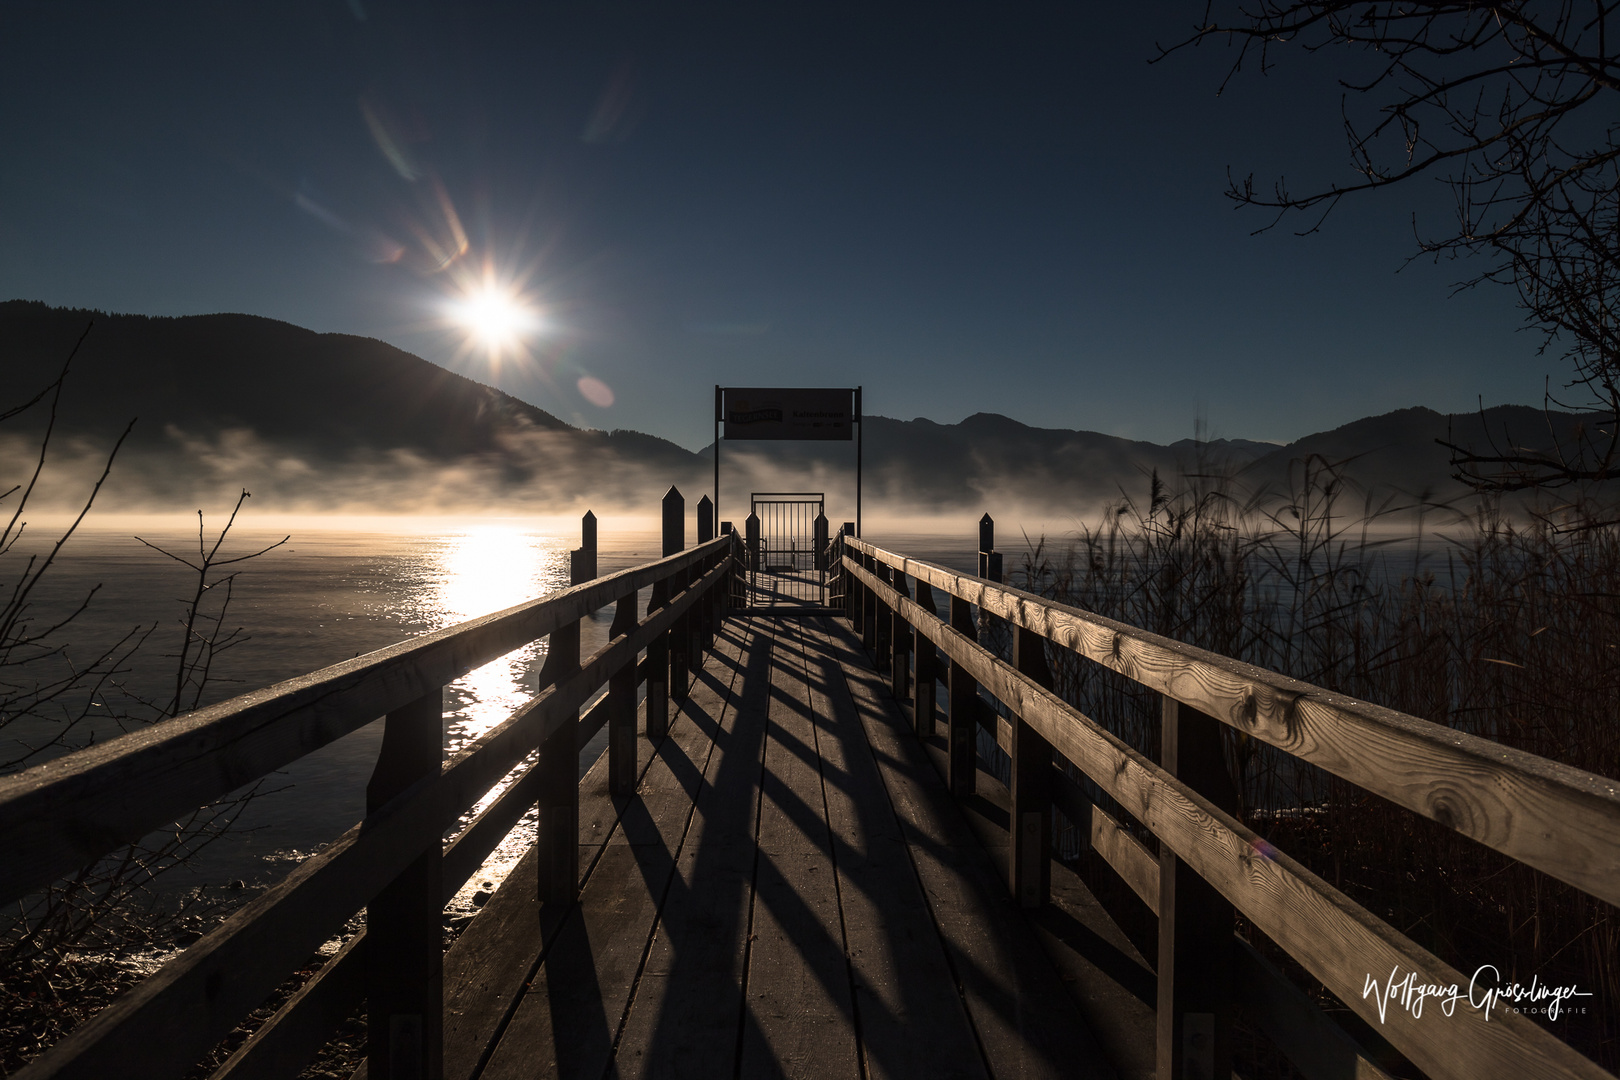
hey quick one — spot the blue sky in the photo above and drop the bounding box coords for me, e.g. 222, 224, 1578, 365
0, 3, 1551, 450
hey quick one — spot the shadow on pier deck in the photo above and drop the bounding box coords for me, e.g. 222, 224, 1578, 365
427, 614, 1150, 1080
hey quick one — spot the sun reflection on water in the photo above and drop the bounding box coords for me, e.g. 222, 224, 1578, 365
415, 527, 570, 752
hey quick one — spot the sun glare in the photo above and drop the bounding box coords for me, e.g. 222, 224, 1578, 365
447, 285, 542, 352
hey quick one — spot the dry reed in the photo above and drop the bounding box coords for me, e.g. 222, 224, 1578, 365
1015, 454, 1620, 1074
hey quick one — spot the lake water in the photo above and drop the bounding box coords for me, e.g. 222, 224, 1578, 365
3, 521, 989, 914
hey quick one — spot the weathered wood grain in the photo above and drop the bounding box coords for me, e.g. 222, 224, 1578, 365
816, 616, 1116, 1080
846, 541, 1620, 913
478, 622, 745, 1080
796, 619, 993, 1080
848, 559, 1612, 1080
736, 618, 861, 1080
611, 618, 770, 1079
435, 695, 663, 1080
0, 538, 730, 906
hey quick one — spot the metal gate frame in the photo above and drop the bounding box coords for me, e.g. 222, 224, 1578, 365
743, 492, 833, 613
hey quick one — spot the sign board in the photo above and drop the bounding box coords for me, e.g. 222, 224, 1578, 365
722, 387, 854, 441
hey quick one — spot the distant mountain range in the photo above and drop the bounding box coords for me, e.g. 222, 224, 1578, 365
0, 300, 1592, 519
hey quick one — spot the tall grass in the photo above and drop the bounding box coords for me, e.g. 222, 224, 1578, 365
1016, 454, 1620, 1072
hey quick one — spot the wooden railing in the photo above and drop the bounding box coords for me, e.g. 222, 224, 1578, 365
0, 488, 736, 1080
836, 530, 1620, 1080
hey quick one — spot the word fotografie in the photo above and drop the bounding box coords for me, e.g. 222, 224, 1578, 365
1363, 966, 1591, 1023
1360, 965, 1587, 1029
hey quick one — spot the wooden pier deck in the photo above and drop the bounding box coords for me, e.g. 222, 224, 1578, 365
429, 614, 1146, 1080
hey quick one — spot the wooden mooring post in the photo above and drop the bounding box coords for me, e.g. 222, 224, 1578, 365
536, 512, 596, 908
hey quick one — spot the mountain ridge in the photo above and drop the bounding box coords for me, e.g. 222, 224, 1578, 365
1, 301, 1592, 516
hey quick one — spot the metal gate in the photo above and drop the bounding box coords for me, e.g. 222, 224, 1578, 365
744, 492, 831, 612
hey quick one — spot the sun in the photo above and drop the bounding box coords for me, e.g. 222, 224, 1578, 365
447, 284, 542, 353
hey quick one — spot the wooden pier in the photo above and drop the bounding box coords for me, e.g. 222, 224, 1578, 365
422, 613, 1137, 1080
2, 488, 1618, 1080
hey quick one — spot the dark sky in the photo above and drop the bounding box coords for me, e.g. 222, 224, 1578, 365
1, 3, 1547, 449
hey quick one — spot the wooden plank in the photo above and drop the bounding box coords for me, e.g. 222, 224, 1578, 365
477, 622, 744, 1080
795, 618, 990, 1080
928, 730, 1153, 1080
850, 562, 1613, 1080
845, 541, 1620, 911
814, 617, 1116, 1080
0, 540, 731, 907
435, 698, 674, 1080
736, 618, 861, 1079
612, 617, 775, 1079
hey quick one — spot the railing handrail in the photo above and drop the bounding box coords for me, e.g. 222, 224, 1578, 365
840, 534, 1618, 1080
845, 536, 1620, 909
0, 534, 731, 908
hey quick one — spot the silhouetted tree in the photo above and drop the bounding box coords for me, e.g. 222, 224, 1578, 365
1164, 2, 1620, 490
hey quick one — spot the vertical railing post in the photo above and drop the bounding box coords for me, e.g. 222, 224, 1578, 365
365, 688, 444, 1080
861, 552, 878, 653
665, 487, 690, 703
873, 560, 892, 674
947, 590, 977, 797
912, 580, 937, 737
853, 547, 866, 632
1011, 626, 1054, 908
1158, 697, 1238, 1080
721, 522, 738, 610
607, 586, 638, 797
848, 524, 861, 615
890, 571, 910, 703
648, 488, 678, 736
537, 514, 592, 909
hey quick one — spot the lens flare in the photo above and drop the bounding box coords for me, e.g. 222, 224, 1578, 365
577, 375, 614, 408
